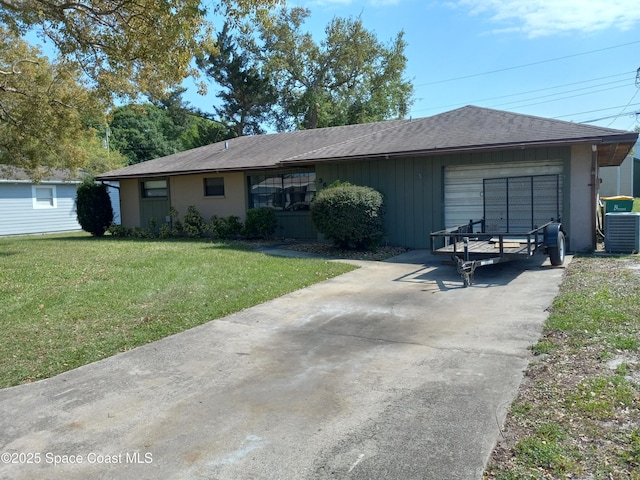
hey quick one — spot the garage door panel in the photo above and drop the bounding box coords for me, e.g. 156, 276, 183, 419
445, 161, 563, 229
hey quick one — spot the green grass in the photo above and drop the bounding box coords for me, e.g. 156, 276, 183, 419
485, 255, 640, 479
634, 198, 640, 212
0, 233, 357, 388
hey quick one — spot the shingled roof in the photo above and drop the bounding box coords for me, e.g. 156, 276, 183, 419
0, 166, 80, 183
97, 106, 638, 181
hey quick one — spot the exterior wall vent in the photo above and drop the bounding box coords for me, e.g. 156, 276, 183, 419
605, 212, 640, 254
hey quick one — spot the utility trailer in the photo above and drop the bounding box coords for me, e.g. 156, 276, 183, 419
430, 219, 565, 287
430, 173, 566, 287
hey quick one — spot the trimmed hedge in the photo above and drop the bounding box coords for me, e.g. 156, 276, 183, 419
311, 182, 384, 250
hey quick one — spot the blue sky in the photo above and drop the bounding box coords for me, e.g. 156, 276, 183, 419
186, 0, 640, 132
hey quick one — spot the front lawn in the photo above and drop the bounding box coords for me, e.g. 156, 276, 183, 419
0, 233, 356, 388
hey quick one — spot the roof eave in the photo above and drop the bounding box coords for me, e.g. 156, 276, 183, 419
96, 164, 287, 181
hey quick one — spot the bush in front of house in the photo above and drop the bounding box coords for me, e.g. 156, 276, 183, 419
76, 178, 114, 237
210, 215, 244, 239
107, 205, 247, 240
243, 207, 277, 239
182, 205, 206, 237
311, 181, 385, 250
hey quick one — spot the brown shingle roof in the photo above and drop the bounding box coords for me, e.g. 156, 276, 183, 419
97, 106, 638, 180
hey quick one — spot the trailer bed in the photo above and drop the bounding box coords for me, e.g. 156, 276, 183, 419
434, 239, 534, 256
430, 220, 564, 287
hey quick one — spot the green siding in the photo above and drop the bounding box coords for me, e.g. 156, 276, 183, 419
316, 147, 572, 249
275, 211, 316, 240
634, 158, 640, 198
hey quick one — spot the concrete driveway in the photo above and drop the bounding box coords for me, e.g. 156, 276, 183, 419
0, 250, 567, 480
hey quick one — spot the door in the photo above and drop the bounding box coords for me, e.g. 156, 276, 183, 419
444, 161, 563, 229
140, 178, 170, 230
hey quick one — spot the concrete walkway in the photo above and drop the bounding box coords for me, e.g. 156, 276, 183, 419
0, 250, 568, 480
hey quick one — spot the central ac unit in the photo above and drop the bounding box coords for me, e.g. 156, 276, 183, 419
605, 212, 640, 254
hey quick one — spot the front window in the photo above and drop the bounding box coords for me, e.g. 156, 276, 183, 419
248, 171, 316, 211
141, 180, 167, 198
204, 177, 225, 197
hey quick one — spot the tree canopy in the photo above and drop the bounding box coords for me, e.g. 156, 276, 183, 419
0, 29, 105, 177
108, 100, 231, 165
256, 7, 414, 130
0, 0, 280, 99
1, 0, 414, 176
0, 0, 279, 175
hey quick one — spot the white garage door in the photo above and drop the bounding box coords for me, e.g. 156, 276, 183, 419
444, 161, 564, 230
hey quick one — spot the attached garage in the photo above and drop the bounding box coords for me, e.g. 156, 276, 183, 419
444, 160, 565, 231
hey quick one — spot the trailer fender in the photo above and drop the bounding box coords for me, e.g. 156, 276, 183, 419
543, 222, 563, 247
544, 223, 566, 266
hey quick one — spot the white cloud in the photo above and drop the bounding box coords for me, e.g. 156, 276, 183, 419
453, 0, 640, 37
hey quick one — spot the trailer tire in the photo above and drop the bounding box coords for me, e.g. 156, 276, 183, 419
548, 231, 565, 266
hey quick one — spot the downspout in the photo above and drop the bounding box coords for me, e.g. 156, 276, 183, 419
591, 144, 598, 250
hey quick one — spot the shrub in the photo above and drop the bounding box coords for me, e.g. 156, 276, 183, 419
108, 224, 132, 237
182, 205, 206, 238
76, 178, 114, 237
169, 207, 183, 237
244, 207, 277, 239
311, 182, 384, 250
212, 215, 243, 239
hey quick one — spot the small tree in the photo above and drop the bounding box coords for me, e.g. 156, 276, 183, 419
311, 182, 384, 250
76, 177, 114, 236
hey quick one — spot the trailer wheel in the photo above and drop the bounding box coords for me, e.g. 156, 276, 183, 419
548, 231, 565, 266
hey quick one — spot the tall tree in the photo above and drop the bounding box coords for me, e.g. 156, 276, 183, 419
0, 0, 281, 99
0, 29, 104, 177
197, 23, 277, 136
257, 7, 413, 130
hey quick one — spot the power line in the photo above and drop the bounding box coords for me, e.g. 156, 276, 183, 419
607, 76, 640, 127
552, 102, 640, 120
420, 71, 634, 111
414, 71, 634, 113
578, 111, 640, 124
414, 40, 640, 87
489, 83, 630, 110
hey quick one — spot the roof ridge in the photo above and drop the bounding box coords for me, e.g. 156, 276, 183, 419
281, 119, 409, 162
460, 104, 632, 135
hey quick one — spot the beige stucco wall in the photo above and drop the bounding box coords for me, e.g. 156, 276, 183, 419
118, 178, 141, 227
569, 144, 595, 252
115, 173, 247, 228
169, 172, 247, 221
